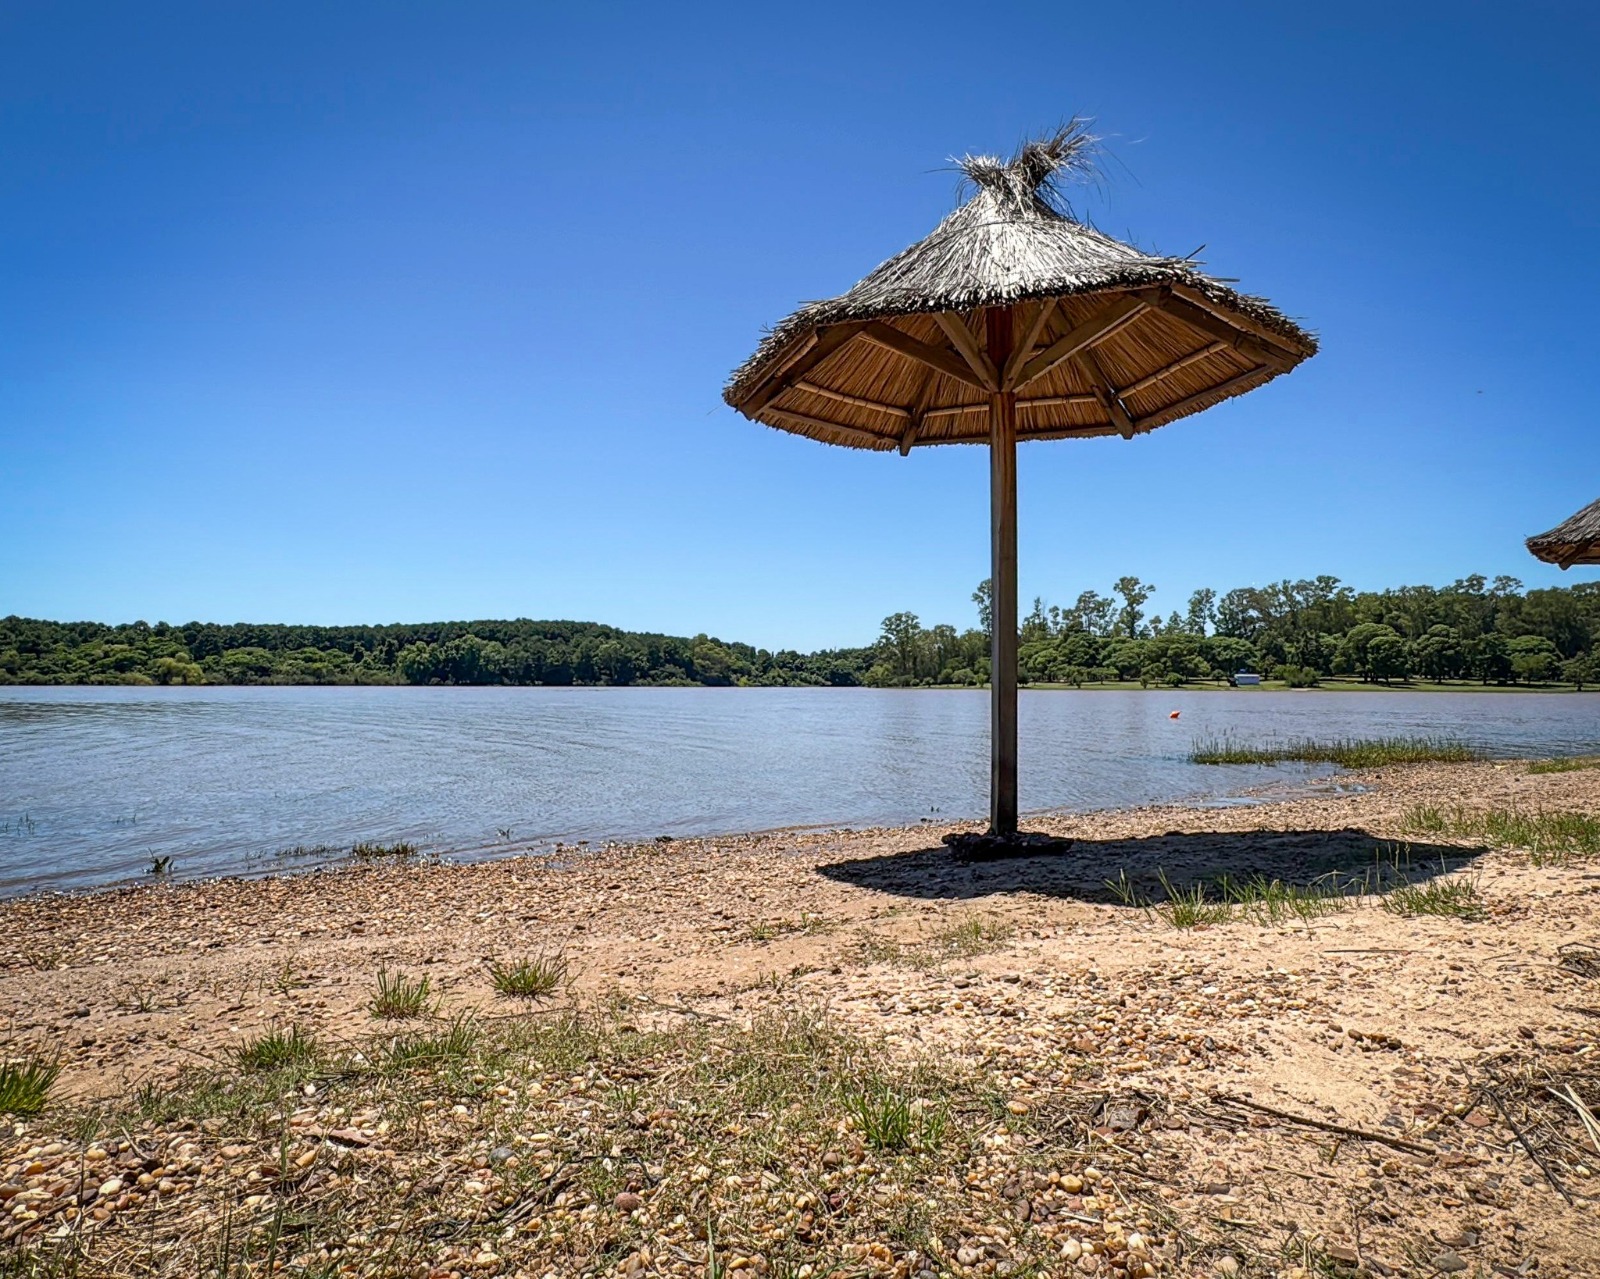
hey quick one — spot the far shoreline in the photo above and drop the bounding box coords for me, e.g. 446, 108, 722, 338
3, 679, 1596, 693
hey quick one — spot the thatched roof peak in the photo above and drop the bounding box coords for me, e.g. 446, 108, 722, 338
954, 121, 1099, 219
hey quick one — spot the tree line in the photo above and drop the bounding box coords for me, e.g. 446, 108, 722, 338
867, 574, 1600, 689
2, 572, 1596, 689
0, 618, 871, 688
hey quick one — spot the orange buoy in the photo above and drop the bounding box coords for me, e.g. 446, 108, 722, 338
1169, 710, 1181, 719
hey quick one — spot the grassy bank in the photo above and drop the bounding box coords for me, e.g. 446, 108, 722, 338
1402, 804, 1600, 866
1, 998, 1169, 1279
1188, 735, 1483, 767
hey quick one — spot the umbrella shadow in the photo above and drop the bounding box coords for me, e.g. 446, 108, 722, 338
816, 827, 1490, 905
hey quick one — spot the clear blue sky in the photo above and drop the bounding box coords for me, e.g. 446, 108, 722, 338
3, 2, 1596, 650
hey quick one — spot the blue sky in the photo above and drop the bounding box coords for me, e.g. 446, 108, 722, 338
3, 2, 1597, 650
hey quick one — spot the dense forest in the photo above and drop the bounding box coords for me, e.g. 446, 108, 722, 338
2, 573, 1597, 689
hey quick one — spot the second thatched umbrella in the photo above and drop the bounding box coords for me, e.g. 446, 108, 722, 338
1527, 497, 1600, 569
725, 126, 1316, 842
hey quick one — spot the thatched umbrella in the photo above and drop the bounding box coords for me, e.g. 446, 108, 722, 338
724, 125, 1316, 843
1527, 497, 1600, 569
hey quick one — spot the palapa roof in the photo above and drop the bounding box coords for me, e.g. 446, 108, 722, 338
1527, 496, 1600, 569
725, 125, 1317, 452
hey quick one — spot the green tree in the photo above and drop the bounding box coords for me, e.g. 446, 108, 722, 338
1185, 588, 1216, 636
1112, 576, 1155, 638
878, 612, 927, 683
972, 580, 993, 640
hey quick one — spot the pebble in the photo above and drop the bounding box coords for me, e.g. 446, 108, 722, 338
613, 1191, 642, 1212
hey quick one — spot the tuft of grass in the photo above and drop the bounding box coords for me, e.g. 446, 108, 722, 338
384, 1013, 479, 1070
1113, 868, 1363, 928
1401, 804, 1600, 867
856, 917, 1014, 968
488, 951, 568, 999
0, 1050, 61, 1116
1382, 874, 1485, 921
275, 842, 341, 860
233, 1023, 320, 1072
849, 1083, 915, 1149
1191, 734, 1482, 767
928, 916, 1015, 958
367, 968, 435, 1020
21, 947, 63, 972
1528, 755, 1600, 775
1152, 872, 1234, 929
1219, 873, 1350, 925
350, 840, 418, 860
847, 1080, 945, 1151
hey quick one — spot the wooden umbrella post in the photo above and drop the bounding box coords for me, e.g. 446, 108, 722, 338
986, 307, 1018, 837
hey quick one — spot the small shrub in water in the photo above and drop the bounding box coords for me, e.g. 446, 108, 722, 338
350, 841, 418, 861
1191, 735, 1481, 767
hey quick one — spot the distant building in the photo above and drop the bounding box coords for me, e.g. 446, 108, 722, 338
1234, 673, 1263, 686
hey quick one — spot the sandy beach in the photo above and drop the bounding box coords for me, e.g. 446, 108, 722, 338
5, 760, 1599, 1277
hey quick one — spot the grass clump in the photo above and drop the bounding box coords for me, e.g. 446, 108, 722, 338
1108, 869, 1356, 929
1401, 804, 1600, 866
233, 1023, 319, 1072
384, 1013, 480, 1070
368, 968, 435, 1020
848, 1081, 940, 1151
1152, 873, 1234, 929
857, 916, 1015, 968
1527, 755, 1600, 775
350, 840, 418, 860
1220, 873, 1350, 924
1191, 735, 1482, 767
928, 916, 1014, 957
487, 951, 568, 999
1382, 875, 1486, 921
0, 1050, 61, 1116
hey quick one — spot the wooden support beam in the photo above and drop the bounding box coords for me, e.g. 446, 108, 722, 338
1118, 342, 1228, 400
1012, 294, 1149, 390
1169, 284, 1312, 358
790, 380, 910, 418
745, 323, 868, 412
861, 321, 994, 392
1130, 365, 1272, 431
764, 407, 897, 448
1017, 393, 1098, 411
1001, 299, 1058, 389
899, 370, 941, 456
1074, 349, 1135, 439
1150, 295, 1294, 369
932, 311, 1000, 391
986, 307, 1018, 837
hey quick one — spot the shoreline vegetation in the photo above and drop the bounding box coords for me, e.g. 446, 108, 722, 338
1187, 735, 1485, 767
4, 572, 1598, 691
4, 758, 1600, 1275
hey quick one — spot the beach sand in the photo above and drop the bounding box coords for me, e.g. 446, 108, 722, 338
4, 760, 1599, 1276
